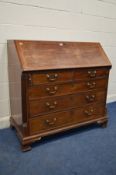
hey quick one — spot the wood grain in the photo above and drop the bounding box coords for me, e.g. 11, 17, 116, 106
28, 78, 108, 99
8, 40, 111, 151
29, 90, 106, 117
29, 103, 106, 135
15, 40, 111, 71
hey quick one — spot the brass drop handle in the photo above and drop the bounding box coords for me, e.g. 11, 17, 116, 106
87, 82, 96, 88
88, 70, 96, 78
45, 117, 57, 125
86, 95, 95, 102
84, 109, 94, 116
46, 73, 58, 81
46, 86, 58, 95
46, 101, 57, 109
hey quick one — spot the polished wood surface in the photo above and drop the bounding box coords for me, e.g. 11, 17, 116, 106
29, 90, 106, 117
28, 78, 108, 99
8, 40, 111, 151
29, 103, 106, 135
30, 70, 73, 85
28, 68, 108, 85
15, 40, 112, 71
74, 68, 109, 80
7, 40, 22, 126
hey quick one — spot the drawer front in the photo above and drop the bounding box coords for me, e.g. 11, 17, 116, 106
29, 104, 106, 135
28, 78, 108, 99
74, 68, 109, 80
29, 90, 106, 117
28, 68, 109, 86
29, 70, 73, 85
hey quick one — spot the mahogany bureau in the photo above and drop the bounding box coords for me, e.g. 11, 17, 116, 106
7, 40, 112, 151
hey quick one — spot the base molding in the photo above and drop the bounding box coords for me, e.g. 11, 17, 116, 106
10, 115, 108, 151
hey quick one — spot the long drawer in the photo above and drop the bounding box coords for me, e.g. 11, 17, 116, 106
29, 103, 106, 135
28, 68, 109, 85
28, 78, 108, 99
29, 90, 106, 117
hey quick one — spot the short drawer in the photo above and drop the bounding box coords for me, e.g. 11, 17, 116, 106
74, 68, 109, 80
28, 78, 108, 99
29, 90, 106, 117
28, 70, 73, 85
29, 104, 106, 135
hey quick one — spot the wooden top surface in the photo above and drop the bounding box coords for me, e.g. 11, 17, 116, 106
14, 40, 112, 71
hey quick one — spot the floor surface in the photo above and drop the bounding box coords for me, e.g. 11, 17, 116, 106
0, 102, 116, 175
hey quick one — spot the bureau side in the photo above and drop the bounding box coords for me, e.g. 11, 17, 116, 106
7, 40, 23, 127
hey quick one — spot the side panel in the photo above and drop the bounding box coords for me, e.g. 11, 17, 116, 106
7, 40, 23, 126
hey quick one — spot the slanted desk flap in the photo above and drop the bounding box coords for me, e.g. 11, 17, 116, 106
14, 40, 112, 71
